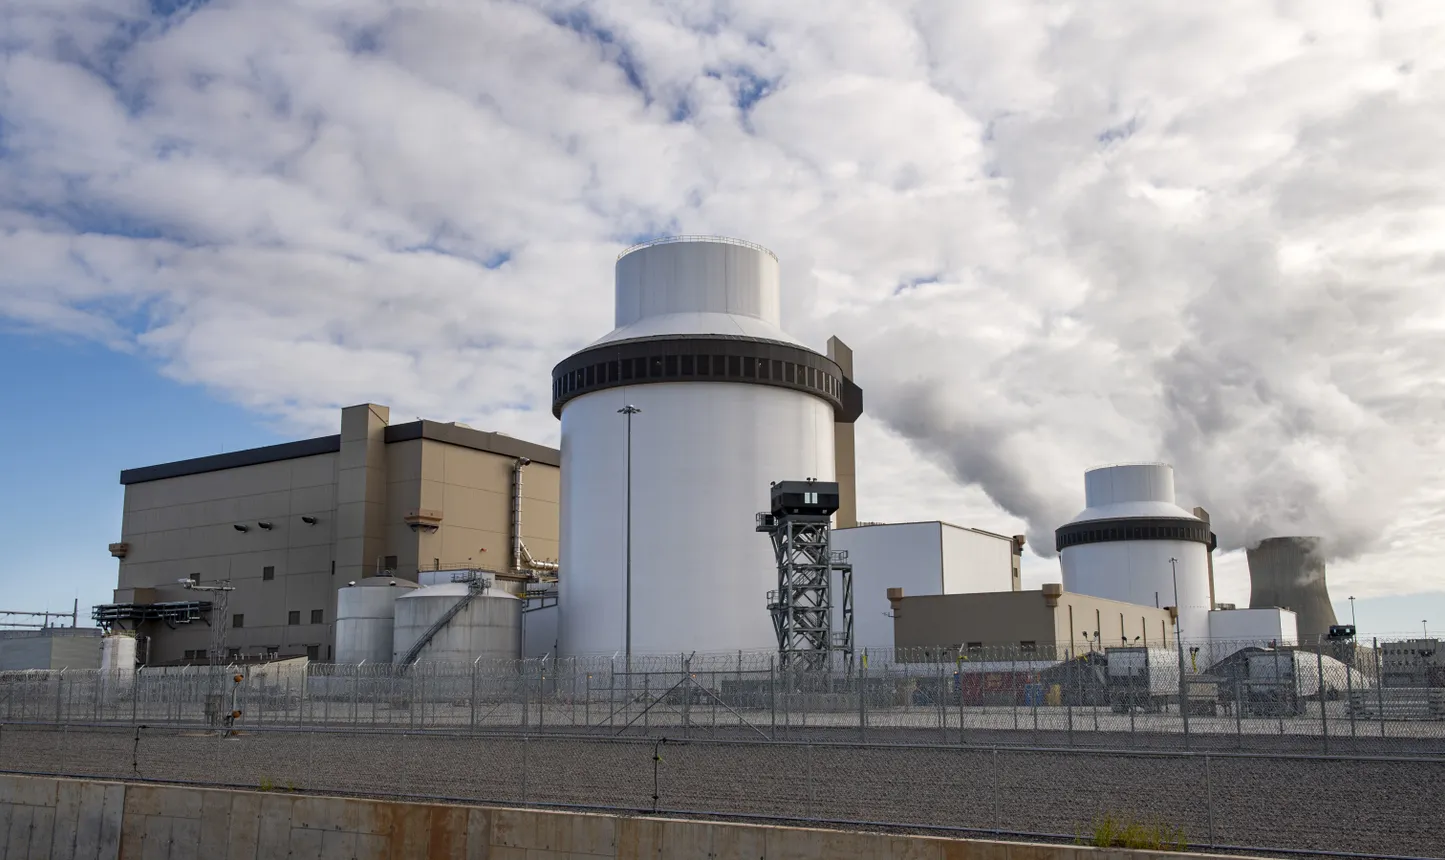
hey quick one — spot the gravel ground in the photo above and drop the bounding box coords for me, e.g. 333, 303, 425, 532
1, 723, 1441, 859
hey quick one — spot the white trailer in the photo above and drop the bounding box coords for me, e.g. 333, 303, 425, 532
1244, 649, 1336, 716
1106, 647, 1182, 712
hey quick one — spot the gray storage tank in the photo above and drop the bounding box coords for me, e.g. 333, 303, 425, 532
391, 582, 522, 664
335, 577, 419, 664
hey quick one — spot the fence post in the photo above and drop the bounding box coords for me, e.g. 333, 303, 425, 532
858, 652, 867, 742
1234, 678, 1243, 749
521, 661, 529, 729
769, 655, 777, 740
682, 656, 691, 739
1374, 637, 1386, 739
521, 735, 529, 802
1345, 647, 1357, 739
958, 662, 965, 746
1316, 642, 1328, 754
938, 658, 947, 744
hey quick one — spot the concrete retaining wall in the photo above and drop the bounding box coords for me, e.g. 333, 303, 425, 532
0, 773, 1252, 860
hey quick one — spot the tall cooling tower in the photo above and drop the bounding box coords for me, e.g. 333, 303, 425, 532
1055, 463, 1216, 644
552, 237, 861, 656
1247, 537, 1337, 644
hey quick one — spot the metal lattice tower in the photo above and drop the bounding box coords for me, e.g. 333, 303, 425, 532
758, 479, 854, 671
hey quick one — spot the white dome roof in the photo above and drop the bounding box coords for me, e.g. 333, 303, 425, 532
397, 582, 518, 600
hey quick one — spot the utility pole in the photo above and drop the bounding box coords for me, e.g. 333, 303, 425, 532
618, 405, 641, 679
1170, 557, 1190, 745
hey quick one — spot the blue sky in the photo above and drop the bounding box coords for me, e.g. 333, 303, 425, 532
0, 329, 285, 624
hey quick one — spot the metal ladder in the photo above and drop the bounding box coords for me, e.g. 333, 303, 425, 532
399, 578, 488, 667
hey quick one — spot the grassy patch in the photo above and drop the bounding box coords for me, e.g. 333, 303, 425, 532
1078, 813, 1189, 851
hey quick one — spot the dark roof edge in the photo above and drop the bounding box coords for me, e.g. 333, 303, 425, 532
384, 421, 560, 467
120, 436, 342, 485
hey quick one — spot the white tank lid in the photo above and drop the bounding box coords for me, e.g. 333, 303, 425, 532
347, 577, 420, 589
1066, 462, 1202, 525
614, 237, 782, 328
398, 582, 519, 600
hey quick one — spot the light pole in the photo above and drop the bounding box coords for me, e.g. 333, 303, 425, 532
1349, 596, 1356, 630
180, 579, 236, 666
1169, 557, 1190, 742
618, 405, 641, 678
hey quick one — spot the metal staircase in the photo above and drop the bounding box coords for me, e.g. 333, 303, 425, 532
399, 577, 489, 667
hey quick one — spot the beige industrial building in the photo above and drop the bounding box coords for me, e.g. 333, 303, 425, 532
888, 584, 1176, 657
101, 404, 559, 666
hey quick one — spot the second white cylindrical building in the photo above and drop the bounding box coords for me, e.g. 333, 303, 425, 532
1055, 463, 1215, 644
553, 237, 859, 656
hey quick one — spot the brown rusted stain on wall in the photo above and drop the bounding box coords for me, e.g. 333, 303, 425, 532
426, 804, 469, 859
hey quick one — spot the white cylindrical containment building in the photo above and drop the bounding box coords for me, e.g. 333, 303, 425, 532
1055, 463, 1215, 645
335, 577, 418, 664
554, 237, 861, 656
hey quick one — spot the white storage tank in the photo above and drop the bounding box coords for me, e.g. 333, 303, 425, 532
335, 577, 418, 664
391, 583, 522, 664
1055, 463, 1215, 645
100, 632, 137, 677
553, 237, 861, 656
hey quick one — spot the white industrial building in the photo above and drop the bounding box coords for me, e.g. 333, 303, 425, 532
1208, 606, 1298, 650
1056, 463, 1216, 644
833, 521, 1022, 653
552, 237, 862, 657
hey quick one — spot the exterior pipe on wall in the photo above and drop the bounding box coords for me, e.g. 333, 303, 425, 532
513, 458, 561, 577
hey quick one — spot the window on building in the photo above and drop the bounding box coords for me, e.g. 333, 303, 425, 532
681, 355, 695, 375
233, 614, 244, 628
262, 566, 275, 581
188, 572, 200, 583
266, 646, 279, 659
330, 560, 335, 576
311, 609, 323, 624
306, 645, 320, 661
288, 610, 300, 626
228, 648, 240, 660
384, 555, 397, 572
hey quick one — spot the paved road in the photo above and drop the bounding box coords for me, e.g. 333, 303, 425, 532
1, 723, 1441, 858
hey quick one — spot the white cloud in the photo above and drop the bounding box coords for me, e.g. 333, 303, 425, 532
3, 0, 1445, 599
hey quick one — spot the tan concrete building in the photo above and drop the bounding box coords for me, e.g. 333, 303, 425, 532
101, 404, 558, 666
888, 584, 1176, 658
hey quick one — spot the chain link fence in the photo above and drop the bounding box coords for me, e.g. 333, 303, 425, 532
2, 638, 1443, 755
